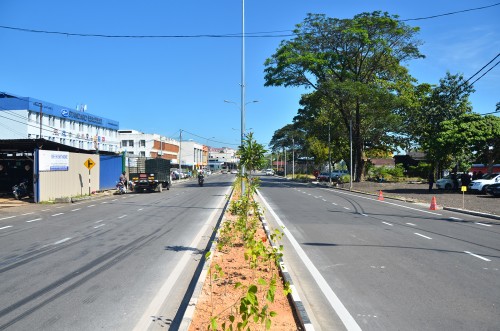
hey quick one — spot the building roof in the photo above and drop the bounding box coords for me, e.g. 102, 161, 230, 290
0, 139, 118, 155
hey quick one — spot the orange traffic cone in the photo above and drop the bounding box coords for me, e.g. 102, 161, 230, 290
378, 190, 384, 201
429, 196, 437, 210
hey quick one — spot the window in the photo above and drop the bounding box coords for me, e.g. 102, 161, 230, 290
128, 140, 134, 147
140, 151, 146, 157
140, 140, 146, 147
122, 140, 128, 147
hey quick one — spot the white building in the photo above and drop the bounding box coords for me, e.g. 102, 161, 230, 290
0, 92, 120, 152
180, 140, 207, 170
208, 147, 239, 170
118, 129, 179, 161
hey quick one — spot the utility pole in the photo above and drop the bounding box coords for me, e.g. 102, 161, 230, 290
284, 147, 287, 178
328, 122, 332, 185
179, 129, 182, 176
240, 0, 246, 196
292, 137, 295, 180
349, 120, 353, 191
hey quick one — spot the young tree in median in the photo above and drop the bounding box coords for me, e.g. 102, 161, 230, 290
264, 11, 424, 180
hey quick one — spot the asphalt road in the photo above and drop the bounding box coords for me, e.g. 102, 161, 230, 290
256, 175, 500, 331
0, 174, 234, 330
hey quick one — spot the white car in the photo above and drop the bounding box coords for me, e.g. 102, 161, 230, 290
468, 173, 500, 193
436, 175, 461, 190
265, 169, 274, 176
230, 169, 238, 174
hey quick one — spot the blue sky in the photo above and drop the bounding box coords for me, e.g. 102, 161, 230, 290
1, 1, 499, 149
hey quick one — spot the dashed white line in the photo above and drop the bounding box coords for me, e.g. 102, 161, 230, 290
361, 213, 368, 217
322, 199, 327, 202
42, 209, 50, 211
26, 218, 42, 223
414, 233, 432, 240
101, 201, 108, 204
111, 199, 118, 202
475, 222, 492, 227
87, 204, 96, 207
0, 226, 13, 230
332, 203, 337, 205
382, 222, 393, 226
21, 212, 34, 215
95, 220, 104, 223
71, 208, 81, 212
450, 217, 462, 221
406, 223, 416, 226
464, 251, 491, 262
343, 207, 350, 210
0, 216, 16, 221
54, 237, 71, 245
51, 213, 64, 217
138, 208, 144, 211
94, 224, 105, 229
118, 215, 127, 219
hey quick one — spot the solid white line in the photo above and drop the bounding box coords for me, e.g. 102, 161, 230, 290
26, 218, 42, 223
257, 190, 362, 331
475, 222, 492, 227
51, 213, 64, 217
0, 216, 16, 221
53, 237, 71, 245
118, 215, 127, 219
406, 223, 416, 226
382, 222, 393, 226
0, 226, 13, 230
21, 212, 34, 215
93, 224, 105, 229
414, 233, 432, 240
133, 185, 232, 331
71, 208, 81, 211
464, 251, 491, 262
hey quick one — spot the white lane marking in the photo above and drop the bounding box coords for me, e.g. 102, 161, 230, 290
71, 208, 81, 212
322, 199, 327, 202
94, 224, 105, 229
133, 185, 232, 331
95, 220, 104, 223
450, 217, 462, 221
26, 218, 42, 223
332, 203, 337, 205
464, 251, 491, 262
56, 206, 64, 209
21, 212, 34, 215
54, 237, 71, 245
361, 213, 368, 217
308, 193, 312, 196
257, 190, 361, 331
475, 222, 492, 227
51, 213, 64, 217
87, 204, 96, 207
111, 199, 118, 202
320, 187, 442, 216
406, 223, 416, 226
343, 207, 350, 210
118, 215, 127, 219
382, 222, 393, 226
138, 208, 144, 211
101, 201, 108, 204
0, 226, 13, 230
414, 233, 432, 240
41, 209, 50, 211
0, 216, 16, 221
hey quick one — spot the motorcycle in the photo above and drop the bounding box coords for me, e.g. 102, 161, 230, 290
116, 181, 127, 194
12, 179, 32, 200
198, 175, 204, 187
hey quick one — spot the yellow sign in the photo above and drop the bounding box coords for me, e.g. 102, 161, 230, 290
461, 186, 467, 192
84, 158, 95, 170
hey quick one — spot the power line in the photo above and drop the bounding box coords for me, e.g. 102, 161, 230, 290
464, 53, 500, 85
469, 60, 500, 86
0, 3, 497, 39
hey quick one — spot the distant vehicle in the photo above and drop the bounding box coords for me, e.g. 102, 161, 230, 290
485, 183, 500, 197
221, 166, 228, 174
129, 158, 171, 193
317, 171, 346, 182
468, 173, 500, 193
230, 169, 238, 174
265, 169, 274, 176
436, 175, 461, 190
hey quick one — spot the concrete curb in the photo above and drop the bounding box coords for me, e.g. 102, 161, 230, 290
258, 206, 315, 331
443, 207, 500, 221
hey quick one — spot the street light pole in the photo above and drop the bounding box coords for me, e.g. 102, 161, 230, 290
328, 122, 331, 185
240, 0, 246, 195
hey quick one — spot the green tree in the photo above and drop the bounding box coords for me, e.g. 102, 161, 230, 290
437, 113, 500, 173
264, 11, 424, 180
239, 132, 268, 174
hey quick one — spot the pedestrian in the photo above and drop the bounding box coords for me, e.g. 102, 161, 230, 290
428, 171, 435, 192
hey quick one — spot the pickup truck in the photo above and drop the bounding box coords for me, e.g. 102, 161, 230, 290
468, 173, 500, 193
129, 158, 171, 193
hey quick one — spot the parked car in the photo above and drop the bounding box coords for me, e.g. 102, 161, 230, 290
436, 175, 461, 190
230, 169, 238, 174
317, 171, 346, 182
485, 182, 500, 197
468, 173, 500, 193
265, 169, 274, 176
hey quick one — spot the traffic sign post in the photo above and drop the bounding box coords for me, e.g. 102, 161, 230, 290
84, 158, 95, 195
461, 186, 467, 209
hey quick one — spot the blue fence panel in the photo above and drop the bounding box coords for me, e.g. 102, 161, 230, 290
99, 155, 122, 190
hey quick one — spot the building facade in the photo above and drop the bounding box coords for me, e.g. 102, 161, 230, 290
0, 92, 120, 152
180, 140, 207, 170
118, 130, 179, 161
208, 147, 239, 170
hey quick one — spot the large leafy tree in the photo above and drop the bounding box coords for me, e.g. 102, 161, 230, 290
264, 12, 424, 180
436, 114, 500, 172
